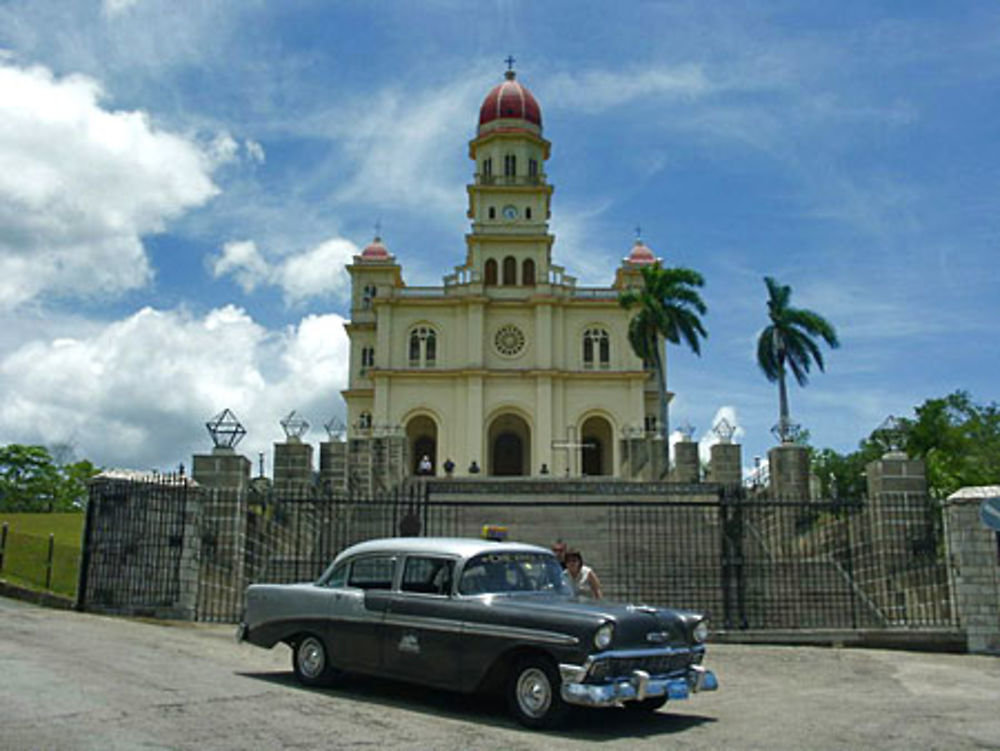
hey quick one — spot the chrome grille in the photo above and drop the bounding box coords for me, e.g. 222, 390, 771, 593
589, 651, 694, 680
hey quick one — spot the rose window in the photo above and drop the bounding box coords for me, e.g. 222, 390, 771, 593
494, 324, 526, 357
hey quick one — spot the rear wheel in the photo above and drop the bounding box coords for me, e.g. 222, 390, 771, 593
624, 695, 668, 712
292, 634, 339, 687
506, 656, 569, 729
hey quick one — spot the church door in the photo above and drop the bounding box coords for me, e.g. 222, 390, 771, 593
492, 433, 523, 476
581, 441, 602, 476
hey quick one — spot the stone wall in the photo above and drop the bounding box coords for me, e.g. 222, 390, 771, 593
944, 486, 1000, 654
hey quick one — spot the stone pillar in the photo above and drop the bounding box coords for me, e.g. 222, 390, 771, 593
273, 437, 314, 492
191, 446, 251, 491
865, 451, 927, 498
707, 443, 742, 487
319, 440, 348, 492
768, 443, 809, 500
944, 486, 1000, 654
672, 441, 700, 483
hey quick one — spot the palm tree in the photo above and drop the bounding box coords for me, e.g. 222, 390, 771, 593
756, 276, 840, 442
619, 263, 708, 468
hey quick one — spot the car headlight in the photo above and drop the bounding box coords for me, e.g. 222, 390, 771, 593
692, 619, 709, 643
594, 623, 614, 650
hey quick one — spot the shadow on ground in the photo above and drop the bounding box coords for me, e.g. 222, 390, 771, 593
238, 670, 716, 739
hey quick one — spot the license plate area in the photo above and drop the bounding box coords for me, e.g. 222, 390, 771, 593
666, 679, 689, 700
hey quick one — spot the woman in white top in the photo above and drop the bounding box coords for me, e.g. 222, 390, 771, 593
564, 550, 603, 599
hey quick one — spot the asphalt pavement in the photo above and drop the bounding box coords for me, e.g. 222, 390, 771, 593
0, 596, 997, 750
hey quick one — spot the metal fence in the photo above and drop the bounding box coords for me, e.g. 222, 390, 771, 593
79, 478, 957, 632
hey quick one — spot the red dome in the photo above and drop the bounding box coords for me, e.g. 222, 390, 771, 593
361, 236, 390, 261
478, 71, 542, 130
626, 240, 657, 266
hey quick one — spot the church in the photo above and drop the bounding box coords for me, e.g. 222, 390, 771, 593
341, 67, 669, 479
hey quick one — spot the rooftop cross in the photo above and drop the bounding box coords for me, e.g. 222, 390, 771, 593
504, 55, 516, 71
635, 224, 642, 241
374, 218, 382, 238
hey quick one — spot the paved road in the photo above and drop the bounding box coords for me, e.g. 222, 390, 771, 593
1, 596, 998, 750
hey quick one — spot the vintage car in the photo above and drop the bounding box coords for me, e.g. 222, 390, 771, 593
237, 537, 718, 728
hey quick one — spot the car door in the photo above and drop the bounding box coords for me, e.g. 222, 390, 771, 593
326, 554, 396, 673
381, 555, 463, 688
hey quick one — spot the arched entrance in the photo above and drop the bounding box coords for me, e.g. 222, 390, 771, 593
488, 413, 531, 476
406, 415, 438, 476
581, 415, 613, 476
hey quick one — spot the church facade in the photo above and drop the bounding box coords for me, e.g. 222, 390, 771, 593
341, 68, 668, 479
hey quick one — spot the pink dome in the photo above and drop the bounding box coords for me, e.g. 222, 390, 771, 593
360, 236, 390, 261
478, 70, 542, 130
625, 239, 656, 266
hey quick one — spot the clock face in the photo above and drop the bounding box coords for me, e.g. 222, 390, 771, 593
502, 205, 518, 220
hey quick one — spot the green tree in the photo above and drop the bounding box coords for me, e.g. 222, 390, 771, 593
618, 262, 708, 467
902, 391, 1000, 498
756, 276, 839, 443
0, 444, 99, 511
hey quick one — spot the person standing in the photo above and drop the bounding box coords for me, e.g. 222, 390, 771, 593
564, 549, 602, 599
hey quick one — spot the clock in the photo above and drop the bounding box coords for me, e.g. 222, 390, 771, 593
502, 205, 518, 220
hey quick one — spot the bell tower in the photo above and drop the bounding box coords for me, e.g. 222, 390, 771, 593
466, 64, 554, 287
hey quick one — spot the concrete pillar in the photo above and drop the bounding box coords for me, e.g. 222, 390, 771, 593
672, 441, 700, 483
273, 437, 314, 492
319, 441, 348, 492
768, 443, 809, 500
191, 447, 251, 492
707, 443, 742, 487
944, 486, 1000, 654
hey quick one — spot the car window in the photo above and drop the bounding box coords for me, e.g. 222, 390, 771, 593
348, 556, 395, 590
401, 556, 455, 595
320, 562, 348, 588
458, 552, 570, 596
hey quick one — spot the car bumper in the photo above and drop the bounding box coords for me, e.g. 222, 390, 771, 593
559, 664, 718, 708
235, 622, 248, 643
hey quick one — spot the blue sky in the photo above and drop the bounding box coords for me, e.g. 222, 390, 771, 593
0, 0, 997, 474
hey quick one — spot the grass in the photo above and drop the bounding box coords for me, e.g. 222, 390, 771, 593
0, 512, 84, 597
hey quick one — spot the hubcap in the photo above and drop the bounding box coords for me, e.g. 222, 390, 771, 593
298, 638, 325, 679
516, 667, 552, 718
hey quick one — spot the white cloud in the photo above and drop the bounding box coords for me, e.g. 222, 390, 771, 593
212, 240, 269, 293
0, 306, 350, 470
0, 61, 219, 310
103, 0, 141, 16
244, 139, 266, 165
212, 236, 359, 305
544, 65, 713, 113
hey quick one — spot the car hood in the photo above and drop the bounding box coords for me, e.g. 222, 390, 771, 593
469, 594, 702, 649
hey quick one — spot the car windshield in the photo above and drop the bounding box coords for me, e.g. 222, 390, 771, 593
458, 551, 571, 596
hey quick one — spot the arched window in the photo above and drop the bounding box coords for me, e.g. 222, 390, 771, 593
360, 346, 375, 375
502, 256, 517, 285
644, 415, 657, 434
522, 258, 535, 286
488, 206, 496, 220
528, 158, 538, 177
485, 258, 498, 285
525, 207, 532, 220
361, 284, 377, 309
504, 154, 516, 177
359, 412, 372, 430
408, 326, 438, 368
482, 158, 492, 177
583, 328, 610, 370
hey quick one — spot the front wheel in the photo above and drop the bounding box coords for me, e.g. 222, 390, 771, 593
292, 634, 339, 687
506, 657, 569, 729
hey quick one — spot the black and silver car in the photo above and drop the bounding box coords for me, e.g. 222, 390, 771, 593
237, 537, 718, 728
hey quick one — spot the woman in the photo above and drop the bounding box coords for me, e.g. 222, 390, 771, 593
564, 549, 602, 599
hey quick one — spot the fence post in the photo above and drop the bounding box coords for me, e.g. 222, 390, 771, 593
76, 483, 98, 611
45, 533, 55, 590
0, 522, 7, 573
